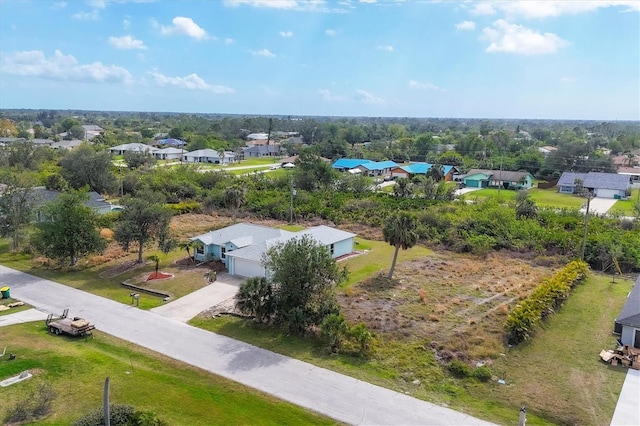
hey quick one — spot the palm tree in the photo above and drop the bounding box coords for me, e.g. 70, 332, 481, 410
383, 212, 419, 278
225, 185, 247, 223
147, 254, 160, 276
178, 240, 195, 263
393, 178, 412, 198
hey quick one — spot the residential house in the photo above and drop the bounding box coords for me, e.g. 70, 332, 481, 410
612, 154, 639, 169
190, 223, 356, 277
156, 138, 186, 147
463, 169, 534, 189
243, 145, 283, 158
183, 149, 236, 164
108, 143, 158, 156
82, 125, 103, 140
557, 172, 630, 199
332, 158, 373, 172
538, 146, 558, 156
32, 138, 54, 147
614, 276, 640, 349
51, 140, 84, 150
30, 187, 122, 221
246, 132, 269, 140
618, 167, 640, 188
154, 147, 185, 160
353, 160, 398, 177
390, 163, 459, 181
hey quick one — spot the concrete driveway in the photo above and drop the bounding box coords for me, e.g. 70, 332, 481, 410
581, 197, 618, 215
0, 308, 48, 327
150, 272, 244, 322
611, 368, 640, 425
455, 187, 482, 196
0, 265, 493, 426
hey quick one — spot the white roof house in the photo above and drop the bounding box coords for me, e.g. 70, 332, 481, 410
183, 149, 236, 164
154, 147, 185, 160
191, 223, 356, 277
109, 143, 158, 155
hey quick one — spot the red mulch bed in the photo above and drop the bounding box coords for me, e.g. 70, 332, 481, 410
146, 271, 174, 281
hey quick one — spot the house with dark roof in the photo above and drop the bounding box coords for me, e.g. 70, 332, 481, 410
190, 223, 356, 277
30, 187, 122, 220
156, 138, 186, 147
614, 276, 640, 349
332, 158, 373, 172
390, 163, 459, 181
461, 169, 533, 189
557, 172, 630, 199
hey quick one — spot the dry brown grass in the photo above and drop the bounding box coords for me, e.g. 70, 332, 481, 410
338, 252, 557, 362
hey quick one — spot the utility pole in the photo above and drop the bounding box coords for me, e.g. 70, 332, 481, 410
497, 152, 503, 198
580, 190, 593, 261
289, 175, 296, 224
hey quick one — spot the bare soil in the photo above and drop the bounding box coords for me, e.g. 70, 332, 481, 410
338, 252, 562, 361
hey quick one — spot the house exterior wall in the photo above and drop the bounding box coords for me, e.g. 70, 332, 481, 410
559, 185, 575, 194
620, 325, 638, 347
331, 238, 354, 258
391, 169, 409, 179
594, 188, 625, 199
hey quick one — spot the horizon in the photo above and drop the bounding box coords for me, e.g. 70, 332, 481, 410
1, 0, 638, 121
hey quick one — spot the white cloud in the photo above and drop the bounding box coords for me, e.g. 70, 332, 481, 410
325, 29, 337, 36
109, 35, 147, 50
359, 0, 377, 3
160, 17, 208, 40
455, 20, 476, 30
319, 89, 347, 102
355, 89, 386, 105
481, 20, 570, 55
408, 80, 443, 91
251, 48, 276, 57
471, 1, 640, 19
376, 44, 394, 52
0, 50, 133, 84
149, 70, 234, 93
224, 0, 299, 9
51, 1, 67, 9
279, 30, 294, 37
72, 9, 100, 20
224, 38, 235, 44
123, 18, 131, 28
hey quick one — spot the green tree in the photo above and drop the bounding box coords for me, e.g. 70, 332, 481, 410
262, 235, 346, 334
427, 164, 445, 182
515, 190, 537, 219
59, 145, 116, 193
178, 240, 196, 262
0, 178, 35, 250
147, 254, 161, 275
383, 212, 419, 278
392, 178, 412, 198
66, 124, 85, 140
235, 276, 275, 323
320, 313, 349, 353
113, 192, 172, 263
31, 191, 107, 265
224, 185, 246, 223
123, 151, 157, 170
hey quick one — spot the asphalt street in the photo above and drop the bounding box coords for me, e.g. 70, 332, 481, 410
0, 265, 494, 425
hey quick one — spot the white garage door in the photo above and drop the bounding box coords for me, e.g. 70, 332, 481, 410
234, 258, 265, 278
595, 189, 618, 199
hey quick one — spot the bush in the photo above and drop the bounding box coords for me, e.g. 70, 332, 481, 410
447, 360, 472, 378
165, 201, 202, 215
506, 260, 589, 345
73, 404, 134, 426
472, 365, 492, 382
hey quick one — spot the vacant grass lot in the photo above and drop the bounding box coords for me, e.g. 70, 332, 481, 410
610, 189, 640, 216
193, 258, 632, 425
0, 323, 335, 425
464, 187, 585, 209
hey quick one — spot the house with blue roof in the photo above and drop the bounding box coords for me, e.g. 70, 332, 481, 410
157, 138, 186, 147
354, 160, 398, 177
190, 223, 356, 277
332, 158, 373, 172
390, 163, 459, 181
558, 171, 630, 199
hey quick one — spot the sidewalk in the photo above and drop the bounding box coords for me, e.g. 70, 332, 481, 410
611, 368, 640, 425
0, 308, 48, 327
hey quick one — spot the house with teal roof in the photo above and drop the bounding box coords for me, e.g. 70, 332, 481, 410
390, 163, 459, 181
332, 158, 373, 172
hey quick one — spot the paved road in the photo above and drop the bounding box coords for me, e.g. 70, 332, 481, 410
150, 273, 244, 322
0, 265, 493, 425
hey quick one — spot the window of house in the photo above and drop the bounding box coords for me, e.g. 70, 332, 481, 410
196, 245, 204, 255
330, 244, 335, 255
221, 247, 226, 259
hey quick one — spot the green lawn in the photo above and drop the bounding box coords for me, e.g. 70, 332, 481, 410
0, 323, 335, 425
237, 157, 282, 167
463, 187, 585, 209
610, 189, 640, 216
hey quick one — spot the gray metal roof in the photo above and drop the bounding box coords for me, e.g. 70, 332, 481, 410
296, 225, 356, 245
583, 172, 630, 191
465, 169, 532, 183
191, 223, 294, 246
617, 276, 640, 328
557, 172, 589, 187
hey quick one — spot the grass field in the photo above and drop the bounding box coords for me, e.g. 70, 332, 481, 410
0, 323, 335, 425
609, 189, 640, 216
463, 187, 585, 209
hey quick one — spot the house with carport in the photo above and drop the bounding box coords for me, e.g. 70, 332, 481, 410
614, 276, 640, 349
557, 172, 630, 199
154, 147, 184, 160
183, 149, 236, 164
190, 223, 356, 278
462, 169, 533, 189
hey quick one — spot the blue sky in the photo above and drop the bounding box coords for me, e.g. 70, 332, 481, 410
0, 0, 638, 120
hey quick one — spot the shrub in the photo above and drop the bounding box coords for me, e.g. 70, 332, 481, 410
73, 404, 135, 426
506, 260, 589, 345
447, 360, 472, 378
472, 365, 492, 382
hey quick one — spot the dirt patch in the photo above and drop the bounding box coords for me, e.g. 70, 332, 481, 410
339, 252, 557, 361
99, 260, 149, 278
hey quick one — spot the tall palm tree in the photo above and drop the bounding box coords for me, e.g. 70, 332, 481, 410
383, 212, 419, 278
225, 185, 247, 223
178, 240, 195, 262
